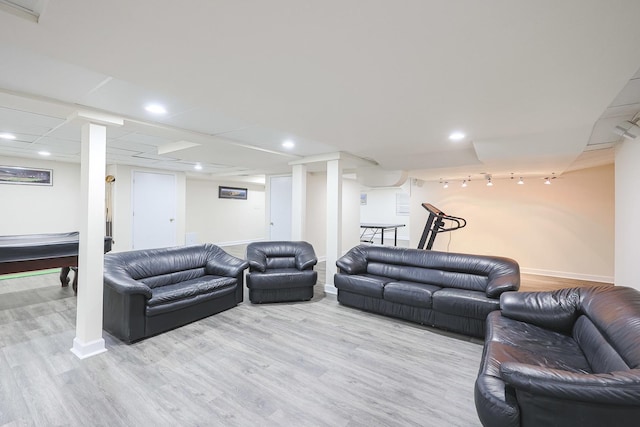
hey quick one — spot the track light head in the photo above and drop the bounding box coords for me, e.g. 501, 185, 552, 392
614, 121, 640, 140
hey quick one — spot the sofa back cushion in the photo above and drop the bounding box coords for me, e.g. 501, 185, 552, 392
112, 244, 219, 287
141, 267, 208, 289
573, 315, 629, 373
361, 246, 518, 294
247, 241, 317, 272
367, 262, 488, 292
266, 256, 296, 270
579, 286, 640, 370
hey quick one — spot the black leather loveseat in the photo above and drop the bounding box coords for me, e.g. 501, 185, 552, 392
103, 244, 249, 343
475, 286, 640, 427
334, 245, 520, 338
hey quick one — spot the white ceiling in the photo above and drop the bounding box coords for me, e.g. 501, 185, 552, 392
1, 1, 640, 183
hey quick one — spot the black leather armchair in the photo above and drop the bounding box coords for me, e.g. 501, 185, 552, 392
103, 244, 248, 343
475, 286, 640, 427
246, 241, 318, 303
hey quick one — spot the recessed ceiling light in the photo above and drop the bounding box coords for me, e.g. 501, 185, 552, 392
38, 151, 51, 156
448, 131, 466, 141
0, 132, 17, 140
282, 140, 295, 149
144, 103, 168, 114
194, 163, 203, 170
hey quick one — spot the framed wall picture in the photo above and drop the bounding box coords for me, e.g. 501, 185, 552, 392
218, 186, 247, 200
0, 165, 53, 186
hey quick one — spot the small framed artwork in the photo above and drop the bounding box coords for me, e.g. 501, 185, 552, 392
0, 165, 53, 186
360, 193, 367, 205
219, 186, 248, 200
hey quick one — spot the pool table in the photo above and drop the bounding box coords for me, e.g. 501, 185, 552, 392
0, 232, 113, 294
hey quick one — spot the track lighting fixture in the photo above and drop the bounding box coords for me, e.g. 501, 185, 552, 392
443, 181, 449, 189
614, 120, 640, 140
518, 177, 524, 185
544, 172, 557, 185
461, 180, 467, 188
487, 178, 493, 187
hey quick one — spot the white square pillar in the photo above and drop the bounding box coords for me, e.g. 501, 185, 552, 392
291, 164, 307, 241
615, 140, 640, 291
325, 159, 343, 294
71, 122, 107, 359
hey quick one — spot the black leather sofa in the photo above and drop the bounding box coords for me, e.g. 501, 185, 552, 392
334, 245, 520, 337
246, 241, 317, 303
103, 244, 249, 343
475, 286, 640, 427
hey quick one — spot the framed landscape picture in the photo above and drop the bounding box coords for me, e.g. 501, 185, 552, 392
218, 186, 247, 200
0, 165, 53, 186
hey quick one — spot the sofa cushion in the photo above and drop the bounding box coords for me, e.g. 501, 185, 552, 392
140, 267, 207, 289
432, 288, 499, 320
482, 312, 592, 376
147, 275, 236, 310
383, 281, 440, 308
334, 273, 391, 298
246, 268, 317, 290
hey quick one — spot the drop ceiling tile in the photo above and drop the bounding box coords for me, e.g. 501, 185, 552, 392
599, 104, 640, 119
0, 45, 110, 103
222, 126, 337, 156
114, 132, 173, 147
80, 77, 193, 123
132, 152, 179, 162
609, 78, 640, 107
162, 108, 250, 135
0, 106, 65, 132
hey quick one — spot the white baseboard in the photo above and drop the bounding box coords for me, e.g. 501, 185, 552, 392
324, 283, 337, 295
520, 267, 614, 284
70, 337, 107, 359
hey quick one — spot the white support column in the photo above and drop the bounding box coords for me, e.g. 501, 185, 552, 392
71, 122, 108, 359
291, 164, 307, 241
615, 140, 640, 291
325, 159, 343, 294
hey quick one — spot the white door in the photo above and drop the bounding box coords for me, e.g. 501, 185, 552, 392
132, 171, 177, 249
269, 175, 292, 241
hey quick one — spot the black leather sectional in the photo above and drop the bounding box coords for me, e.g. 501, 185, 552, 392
475, 286, 640, 427
334, 245, 520, 338
103, 244, 248, 343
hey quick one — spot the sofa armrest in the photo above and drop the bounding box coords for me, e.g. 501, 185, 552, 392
486, 275, 520, 299
206, 251, 249, 278
103, 268, 152, 299
500, 362, 640, 405
336, 245, 368, 274
295, 242, 318, 271
500, 288, 581, 334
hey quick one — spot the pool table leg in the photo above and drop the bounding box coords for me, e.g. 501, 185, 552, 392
60, 267, 71, 287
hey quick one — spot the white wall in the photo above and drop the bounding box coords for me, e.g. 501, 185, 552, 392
342, 176, 361, 253
360, 186, 411, 243
185, 178, 265, 245
409, 164, 615, 282
0, 156, 81, 234
305, 172, 360, 259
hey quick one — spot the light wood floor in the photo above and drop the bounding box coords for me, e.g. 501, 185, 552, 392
0, 245, 610, 426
